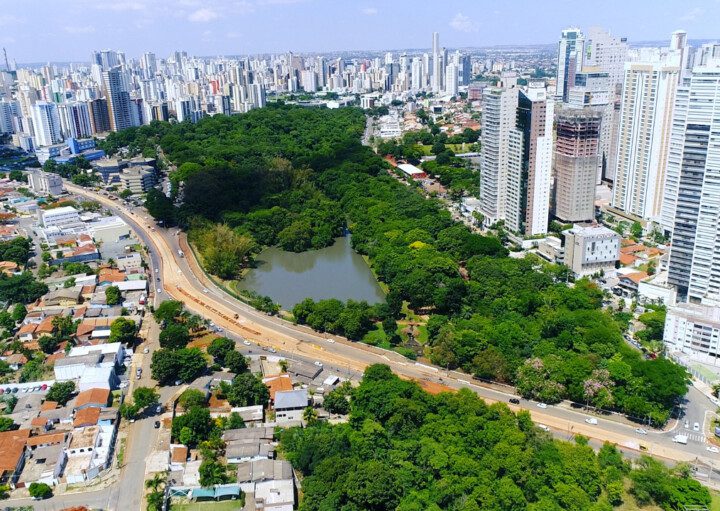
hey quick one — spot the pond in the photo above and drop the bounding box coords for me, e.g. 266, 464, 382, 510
237, 236, 386, 310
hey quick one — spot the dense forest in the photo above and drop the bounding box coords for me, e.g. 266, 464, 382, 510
281, 364, 710, 511
100, 105, 687, 424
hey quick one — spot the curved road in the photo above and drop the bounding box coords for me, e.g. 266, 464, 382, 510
64, 184, 720, 474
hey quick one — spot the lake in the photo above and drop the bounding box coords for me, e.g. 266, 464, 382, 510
237, 236, 386, 310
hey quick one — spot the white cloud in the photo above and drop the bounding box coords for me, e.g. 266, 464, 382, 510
449, 12, 478, 33
64, 25, 96, 34
0, 14, 22, 26
95, 1, 147, 11
226, 31, 242, 39
361, 7, 378, 15
188, 8, 219, 22
679, 7, 704, 21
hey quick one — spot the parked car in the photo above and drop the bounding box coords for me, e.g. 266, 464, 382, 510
509, 398, 520, 404
243, 340, 251, 346
585, 417, 598, 425
635, 428, 648, 435
143, 347, 150, 354
314, 361, 323, 367
536, 402, 548, 409
694, 422, 700, 432
537, 424, 550, 432
154, 421, 160, 429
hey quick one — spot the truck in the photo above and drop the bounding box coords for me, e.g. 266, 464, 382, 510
673, 434, 688, 445
177, 249, 184, 258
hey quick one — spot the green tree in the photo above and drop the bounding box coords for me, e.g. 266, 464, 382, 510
11, 303, 26, 323
224, 350, 248, 374
178, 388, 207, 409
38, 335, 59, 354
192, 223, 256, 279
159, 323, 190, 350
28, 482, 52, 499
133, 386, 159, 409
171, 406, 215, 447
219, 373, 269, 407
105, 285, 122, 305
199, 457, 231, 487
151, 348, 207, 385
225, 411, 245, 430
324, 381, 352, 415
46, 381, 75, 405
0, 417, 16, 432
207, 337, 235, 366
154, 300, 184, 323
63, 277, 76, 288
109, 317, 136, 344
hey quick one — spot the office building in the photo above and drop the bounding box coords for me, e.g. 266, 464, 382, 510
120, 166, 156, 194
556, 28, 585, 102
27, 169, 64, 196
611, 60, 679, 221
58, 102, 93, 139
664, 303, 720, 360
563, 224, 621, 277
666, 45, 720, 305
89, 99, 111, 134
30, 101, 62, 147
554, 108, 601, 223
479, 80, 521, 228
102, 67, 133, 132
512, 82, 554, 235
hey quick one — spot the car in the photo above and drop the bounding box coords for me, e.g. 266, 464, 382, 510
129, 418, 135, 423
155, 268, 159, 273
156, 405, 162, 413
174, 379, 182, 386
694, 422, 700, 432
509, 398, 520, 404
156, 277, 160, 282
203, 288, 209, 293
243, 340, 251, 346
154, 421, 160, 429
326, 338, 335, 343
143, 347, 150, 354
536, 402, 548, 409
314, 361, 323, 367
537, 424, 551, 432
635, 428, 648, 435
136, 373, 141, 380
585, 417, 598, 425
685, 420, 690, 429
157, 288, 162, 294
119, 381, 129, 389
268, 348, 277, 354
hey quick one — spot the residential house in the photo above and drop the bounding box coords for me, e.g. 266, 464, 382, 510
273, 390, 309, 424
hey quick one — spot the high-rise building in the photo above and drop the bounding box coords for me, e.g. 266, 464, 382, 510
0, 99, 18, 134
665, 45, 720, 304
479, 80, 521, 228
553, 108, 601, 223
30, 101, 62, 147
445, 63, 458, 96
584, 28, 629, 86
556, 28, 585, 102
611, 59, 679, 221
102, 67, 133, 132
431, 32, 443, 93
513, 83, 554, 235
58, 102, 93, 139
88, 98, 111, 134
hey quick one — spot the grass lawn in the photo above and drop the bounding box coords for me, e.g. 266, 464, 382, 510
712, 491, 720, 511
171, 500, 244, 511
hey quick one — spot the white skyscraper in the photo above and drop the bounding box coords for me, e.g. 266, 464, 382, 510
611, 58, 679, 221
30, 101, 62, 147
584, 28, 629, 86
479, 79, 521, 227
556, 28, 585, 102
665, 44, 720, 304
445, 63, 458, 96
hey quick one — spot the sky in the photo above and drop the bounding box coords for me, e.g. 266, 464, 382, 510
1, 0, 718, 63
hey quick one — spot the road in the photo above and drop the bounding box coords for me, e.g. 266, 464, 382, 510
62, 184, 720, 485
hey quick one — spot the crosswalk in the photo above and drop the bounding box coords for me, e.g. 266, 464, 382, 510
686, 433, 707, 443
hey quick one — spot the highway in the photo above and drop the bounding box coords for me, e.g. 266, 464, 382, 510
64, 183, 720, 477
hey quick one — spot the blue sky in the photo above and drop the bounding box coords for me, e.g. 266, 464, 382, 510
1, 0, 718, 62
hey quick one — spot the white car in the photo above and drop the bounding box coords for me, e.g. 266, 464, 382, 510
694, 422, 700, 432
537, 424, 550, 432
635, 428, 648, 435
203, 288, 209, 293
536, 403, 548, 409
585, 417, 598, 425
157, 288, 162, 294
155, 268, 159, 273
243, 340, 251, 346
314, 361, 323, 367
268, 348, 277, 354
143, 347, 150, 354
707, 446, 720, 454
326, 338, 335, 343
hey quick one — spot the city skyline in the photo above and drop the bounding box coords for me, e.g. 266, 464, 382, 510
1, 0, 718, 63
